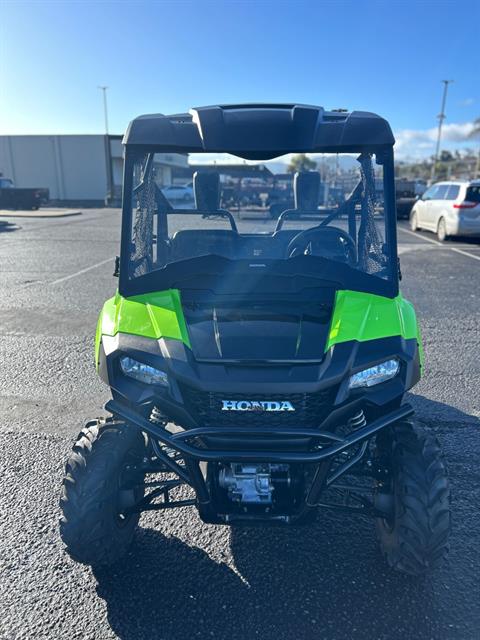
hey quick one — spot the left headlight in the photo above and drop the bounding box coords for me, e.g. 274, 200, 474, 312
348, 359, 400, 389
119, 356, 169, 386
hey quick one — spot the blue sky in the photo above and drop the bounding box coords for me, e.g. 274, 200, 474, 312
1, 0, 479, 159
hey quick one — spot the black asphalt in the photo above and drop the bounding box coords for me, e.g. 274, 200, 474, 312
0, 210, 479, 640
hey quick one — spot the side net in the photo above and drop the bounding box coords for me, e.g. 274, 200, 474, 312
130, 155, 157, 278
357, 154, 387, 276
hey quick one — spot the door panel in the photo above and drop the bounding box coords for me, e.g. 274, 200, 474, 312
420, 185, 448, 230
417, 185, 438, 228
429, 185, 449, 230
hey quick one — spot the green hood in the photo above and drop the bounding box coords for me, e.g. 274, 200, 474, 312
95, 288, 423, 370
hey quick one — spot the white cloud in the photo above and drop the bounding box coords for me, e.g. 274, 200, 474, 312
394, 121, 477, 160
190, 122, 479, 165
459, 98, 475, 107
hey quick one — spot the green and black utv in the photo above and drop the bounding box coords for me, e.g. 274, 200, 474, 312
60, 104, 450, 575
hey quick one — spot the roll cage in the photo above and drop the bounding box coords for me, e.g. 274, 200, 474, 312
119, 104, 399, 298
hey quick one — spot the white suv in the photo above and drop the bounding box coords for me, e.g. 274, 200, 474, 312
410, 180, 480, 241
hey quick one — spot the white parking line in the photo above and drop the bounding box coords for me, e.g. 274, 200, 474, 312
451, 247, 480, 262
398, 226, 442, 246
398, 226, 480, 262
49, 257, 115, 285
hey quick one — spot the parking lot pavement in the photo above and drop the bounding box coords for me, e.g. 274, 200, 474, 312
0, 212, 479, 640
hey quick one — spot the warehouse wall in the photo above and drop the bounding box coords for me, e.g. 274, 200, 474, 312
0, 135, 110, 202
0, 136, 190, 205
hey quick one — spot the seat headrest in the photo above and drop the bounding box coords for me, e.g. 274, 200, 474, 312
193, 171, 220, 211
294, 171, 320, 210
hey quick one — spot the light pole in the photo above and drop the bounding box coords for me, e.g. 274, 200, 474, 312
98, 85, 109, 135
98, 86, 114, 205
430, 80, 453, 183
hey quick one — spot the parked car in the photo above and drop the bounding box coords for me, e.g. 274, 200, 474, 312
375, 178, 426, 219
161, 184, 194, 203
395, 179, 420, 219
0, 177, 49, 210
410, 180, 480, 241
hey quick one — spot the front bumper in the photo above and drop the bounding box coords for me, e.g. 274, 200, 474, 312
107, 398, 413, 465
107, 398, 413, 523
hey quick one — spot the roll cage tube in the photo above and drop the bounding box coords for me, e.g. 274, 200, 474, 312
382, 147, 400, 284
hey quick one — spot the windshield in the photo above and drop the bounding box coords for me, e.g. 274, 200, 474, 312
122, 151, 396, 294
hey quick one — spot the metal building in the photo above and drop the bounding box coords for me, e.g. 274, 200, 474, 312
0, 135, 188, 206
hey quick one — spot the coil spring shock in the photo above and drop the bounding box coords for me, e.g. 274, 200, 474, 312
347, 409, 366, 430
150, 406, 168, 427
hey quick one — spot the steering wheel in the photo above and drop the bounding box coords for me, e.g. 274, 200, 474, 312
286, 226, 357, 264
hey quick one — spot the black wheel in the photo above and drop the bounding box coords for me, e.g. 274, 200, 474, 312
437, 218, 449, 242
375, 421, 450, 576
59, 418, 146, 566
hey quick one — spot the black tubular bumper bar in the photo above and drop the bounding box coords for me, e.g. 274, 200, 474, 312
105, 400, 414, 464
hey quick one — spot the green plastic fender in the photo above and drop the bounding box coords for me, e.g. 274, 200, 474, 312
326, 290, 424, 369
95, 289, 190, 369
95, 288, 423, 373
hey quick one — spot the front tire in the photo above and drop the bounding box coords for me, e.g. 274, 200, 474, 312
376, 421, 450, 576
59, 418, 146, 566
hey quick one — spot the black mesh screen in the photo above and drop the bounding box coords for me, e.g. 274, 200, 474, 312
357, 154, 388, 276
181, 386, 333, 428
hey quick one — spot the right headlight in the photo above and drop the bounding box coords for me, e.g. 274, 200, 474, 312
119, 356, 169, 386
348, 359, 400, 389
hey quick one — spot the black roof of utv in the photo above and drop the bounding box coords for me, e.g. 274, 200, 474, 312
123, 104, 395, 160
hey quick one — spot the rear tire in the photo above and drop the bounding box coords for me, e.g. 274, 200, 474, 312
437, 218, 449, 242
376, 421, 450, 576
59, 418, 146, 566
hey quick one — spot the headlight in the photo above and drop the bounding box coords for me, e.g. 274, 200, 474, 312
119, 356, 169, 386
348, 359, 400, 389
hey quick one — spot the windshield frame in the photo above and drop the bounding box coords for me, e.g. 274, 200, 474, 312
118, 145, 399, 299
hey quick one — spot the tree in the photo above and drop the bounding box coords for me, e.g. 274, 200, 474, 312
440, 150, 454, 162
469, 117, 480, 137
287, 154, 317, 173
469, 118, 480, 178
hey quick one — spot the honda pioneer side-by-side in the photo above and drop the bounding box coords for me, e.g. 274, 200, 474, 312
60, 104, 450, 575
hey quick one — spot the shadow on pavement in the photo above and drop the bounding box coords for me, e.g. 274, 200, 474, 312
449, 236, 480, 246
406, 393, 480, 426
94, 518, 442, 640
94, 395, 478, 640
229, 521, 439, 640
0, 220, 19, 233
94, 527, 247, 640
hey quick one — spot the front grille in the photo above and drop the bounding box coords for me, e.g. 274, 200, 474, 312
181, 387, 333, 428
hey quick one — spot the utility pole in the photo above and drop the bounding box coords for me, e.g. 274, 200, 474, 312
98, 86, 109, 135
430, 80, 453, 183
98, 86, 114, 205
